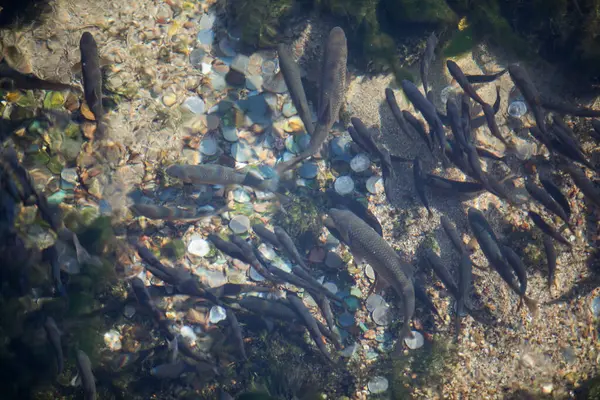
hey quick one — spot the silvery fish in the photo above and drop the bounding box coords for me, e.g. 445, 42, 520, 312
130, 203, 225, 221
75, 350, 97, 400
80, 32, 106, 139
420, 32, 438, 94
277, 43, 313, 135
44, 316, 64, 375
166, 164, 279, 192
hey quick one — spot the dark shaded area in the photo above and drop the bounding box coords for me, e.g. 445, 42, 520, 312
0, 0, 53, 28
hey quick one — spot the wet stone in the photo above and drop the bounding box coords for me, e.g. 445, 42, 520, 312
282, 101, 297, 117
60, 168, 78, 184
368, 376, 389, 394
338, 312, 355, 328
404, 331, 424, 349
104, 330, 122, 351
231, 54, 249, 74
231, 141, 252, 162
324, 282, 338, 294
246, 75, 263, 91
226, 69, 246, 86
365, 265, 375, 280
350, 153, 370, 173
219, 37, 237, 57
200, 135, 218, 156
197, 29, 214, 47
340, 342, 358, 358
344, 296, 360, 312
258, 243, 276, 260
366, 176, 383, 194
285, 136, 300, 154
222, 126, 239, 142
183, 96, 205, 114
232, 188, 251, 203
189, 48, 206, 68
303, 294, 318, 308
365, 348, 379, 361
198, 12, 216, 30
208, 72, 227, 91
48, 190, 67, 204
508, 101, 527, 118
249, 267, 265, 282
209, 306, 227, 324
334, 176, 354, 195
180, 326, 198, 343
188, 236, 211, 257
366, 294, 386, 312
230, 215, 250, 233
299, 161, 318, 179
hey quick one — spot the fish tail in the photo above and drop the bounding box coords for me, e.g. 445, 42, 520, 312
523, 296, 539, 317
516, 296, 523, 312
399, 323, 413, 340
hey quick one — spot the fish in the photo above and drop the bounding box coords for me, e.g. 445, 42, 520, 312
424, 251, 459, 298
226, 308, 247, 360
413, 157, 433, 217
80, 32, 105, 139
541, 97, 600, 117
528, 211, 571, 247
420, 32, 438, 94
219, 389, 235, 400
130, 204, 225, 221
465, 146, 490, 188
591, 119, 600, 142
42, 245, 66, 297
468, 208, 537, 314
150, 361, 192, 379
425, 174, 485, 196
385, 88, 414, 139
414, 280, 441, 318
539, 177, 571, 219
166, 164, 279, 192
500, 246, 531, 313
524, 178, 570, 226
482, 102, 509, 146
287, 293, 333, 362
528, 125, 553, 151
230, 235, 281, 283
402, 110, 433, 152
441, 216, 467, 255
326, 190, 383, 236
348, 125, 375, 156
563, 163, 600, 208
328, 208, 415, 339
277, 43, 313, 135
75, 349, 97, 400
549, 124, 593, 170
461, 95, 472, 143
251, 224, 281, 248
456, 253, 472, 322
207, 234, 251, 264
314, 293, 337, 341
44, 316, 64, 375
446, 98, 467, 149
507, 64, 547, 133
446, 60, 487, 106
542, 234, 557, 290
552, 116, 583, 153
0, 63, 78, 92
167, 335, 178, 363
274, 226, 309, 270
350, 117, 392, 165
465, 69, 508, 84
475, 146, 507, 163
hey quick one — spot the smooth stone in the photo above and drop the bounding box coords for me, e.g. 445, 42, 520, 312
231, 54, 249, 74
48, 190, 67, 204
372, 305, 392, 326
246, 75, 263, 91
229, 215, 250, 234
366, 294, 386, 312
238, 94, 268, 124
261, 58, 279, 76
183, 96, 205, 114
334, 175, 354, 195
366, 176, 384, 194
331, 136, 351, 156
350, 153, 370, 173
338, 312, 355, 328
206, 114, 220, 130
340, 342, 358, 358
258, 243, 276, 260
188, 237, 211, 257
283, 116, 305, 133
226, 69, 246, 86
263, 72, 287, 93
208, 72, 227, 91
61, 167, 78, 184
209, 305, 227, 324
219, 38, 237, 57
103, 330, 122, 351
202, 62, 212, 74
189, 48, 205, 68
591, 297, 600, 317
231, 141, 252, 162
196, 29, 214, 46
440, 85, 458, 104
198, 12, 216, 30
222, 126, 239, 142
200, 135, 218, 155
282, 151, 295, 162
180, 326, 198, 342
508, 100, 527, 118
249, 267, 265, 282
299, 162, 318, 179
324, 282, 338, 294
325, 252, 343, 269
272, 258, 291, 273
350, 287, 362, 297
365, 348, 379, 361
205, 269, 227, 287
344, 296, 360, 312
365, 265, 375, 280
232, 188, 251, 203
303, 293, 318, 308
285, 136, 300, 154
404, 331, 424, 349
297, 134, 310, 151
282, 101, 297, 117
368, 376, 389, 394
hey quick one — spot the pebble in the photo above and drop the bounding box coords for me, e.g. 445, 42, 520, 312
366, 176, 383, 194
334, 176, 354, 195
48, 190, 67, 204
303, 294, 318, 308
104, 330, 122, 351
404, 331, 425, 349
325, 252, 344, 269
331, 136, 351, 157
263, 72, 287, 94
372, 307, 393, 327
187, 236, 211, 257
258, 243, 276, 260
338, 312, 355, 328
283, 116, 305, 133
323, 282, 338, 294
189, 48, 205, 68
350, 153, 370, 173
367, 376, 389, 394
249, 267, 265, 282
198, 12, 216, 30
231, 54, 249, 74
208, 72, 227, 91
365, 348, 379, 361
209, 306, 227, 324
233, 188, 251, 203
365, 265, 375, 280
282, 101, 297, 117
222, 126, 239, 142
206, 115, 220, 130
340, 342, 358, 358
285, 136, 300, 154
246, 75, 263, 91
591, 296, 600, 317
230, 215, 250, 234
197, 29, 214, 47
261, 58, 278, 76
297, 134, 311, 151
344, 296, 360, 312
366, 294, 386, 312
508, 100, 527, 118
440, 85, 458, 104
299, 162, 318, 179
231, 141, 252, 162
219, 38, 238, 57
60, 168, 78, 184
180, 326, 198, 343
200, 135, 218, 155
183, 96, 205, 114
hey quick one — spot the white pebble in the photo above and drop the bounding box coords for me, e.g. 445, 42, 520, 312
368, 376, 389, 394
180, 326, 197, 343
404, 331, 424, 349
366, 176, 384, 194
209, 305, 227, 324
350, 153, 370, 172
103, 330, 122, 351
229, 215, 250, 234
188, 236, 211, 257
200, 136, 218, 155
334, 175, 354, 195
183, 96, 205, 114
323, 282, 338, 294
508, 100, 527, 118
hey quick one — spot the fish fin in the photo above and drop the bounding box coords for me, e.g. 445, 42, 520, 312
523, 296, 539, 317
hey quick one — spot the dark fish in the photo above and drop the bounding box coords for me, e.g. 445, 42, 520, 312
328, 208, 415, 339
42, 245, 65, 297
425, 174, 485, 195
542, 234, 557, 290
475, 146, 507, 163
508, 64, 546, 133
563, 163, 600, 208
226, 308, 247, 360
549, 124, 594, 170
541, 97, 600, 117
80, 32, 105, 139
402, 110, 433, 151
75, 349, 97, 400
274, 226, 309, 270
150, 360, 192, 379
414, 280, 441, 318
420, 32, 438, 94
591, 120, 600, 142
461, 95, 472, 143
446, 98, 467, 149
385, 88, 413, 139
424, 251, 459, 298
230, 235, 281, 283
239, 296, 298, 321
466, 146, 490, 188
350, 117, 391, 165
465, 69, 508, 84
441, 216, 467, 255
287, 293, 333, 362
314, 293, 337, 341
131, 277, 155, 311
251, 224, 281, 248
326, 190, 383, 236
482, 102, 509, 146
540, 177, 571, 219
413, 157, 433, 217
207, 234, 251, 264
44, 316, 64, 375
456, 253, 472, 323
446, 60, 487, 106
528, 211, 571, 248
348, 126, 374, 156
528, 125, 553, 151
277, 44, 313, 135
468, 208, 537, 314
552, 116, 583, 153
166, 164, 279, 192
0, 63, 78, 92
130, 203, 224, 221
219, 389, 235, 400
524, 178, 570, 225
500, 246, 529, 309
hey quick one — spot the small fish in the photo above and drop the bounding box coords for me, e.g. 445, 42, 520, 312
500, 246, 533, 313
475, 146, 507, 163
446, 60, 487, 106
508, 64, 546, 133
465, 146, 490, 188
524, 178, 570, 226
226, 308, 247, 360
385, 88, 413, 139
542, 234, 557, 290
420, 32, 438, 94
446, 98, 467, 149
413, 157, 433, 217
441, 216, 467, 255
274, 226, 309, 270
549, 124, 593, 170
207, 234, 251, 264
528, 211, 571, 248
44, 316, 64, 375
326, 190, 383, 236
150, 360, 192, 379
350, 117, 391, 165
130, 203, 224, 221
414, 280, 441, 319
591, 119, 600, 142
287, 293, 333, 362
313, 293, 338, 343
539, 177, 571, 219
563, 163, 600, 208
541, 97, 600, 117
348, 125, 375, 156
0, 63, 78, 92
131, 277, 156, 314
402, 110, 433, 152
456, 253, 472, 322
482, 102, 509, 146
166, 164, 279, 192
465, 69, 508, 84
328, 208, 415, 339
468, 208, 537, 314
528, 125, 553, 151
42, 245, 66, 297
75, 350, 97, 400
424, 251, 459, 298
425, 174, 485, 196
167, 335, 179, 363
80, 32, 105, 139
230, 235, 281, 283
251, 224, 281, 248
552, 116, 583, 153
461, 94, 472, 143
277, 44, 313, 135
